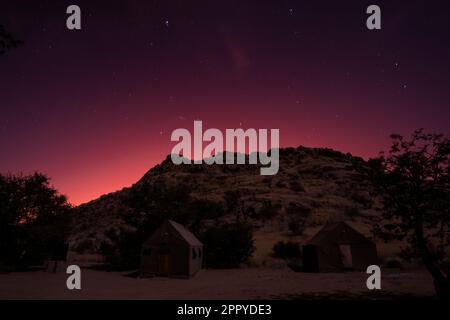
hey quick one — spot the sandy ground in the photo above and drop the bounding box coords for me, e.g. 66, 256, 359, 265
0, 268, 435, 300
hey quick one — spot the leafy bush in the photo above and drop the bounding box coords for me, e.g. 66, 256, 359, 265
99, 229, 141, 270
200, 222, 254, 268
344, 206, 360, 218
272, 241, 301, 259
263, 177, 272, 187
276, 181, 286, 188
286, 202, 312, 215
288, 217, 307, 235
73, 239, 95, 254
224, 190, 241, 215
257, 200, 280, 220
289, 180, 305, 192
348, 191, 373, 209
286, 203, 311, 235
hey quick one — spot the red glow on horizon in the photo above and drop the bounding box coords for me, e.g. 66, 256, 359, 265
55, 133, 387, 206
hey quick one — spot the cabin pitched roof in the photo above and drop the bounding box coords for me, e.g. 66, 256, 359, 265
143, 219, 203, 247
305, 221, 372, 246
167, 220, 203, 246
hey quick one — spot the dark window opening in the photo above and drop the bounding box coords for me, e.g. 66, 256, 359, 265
192, 248, 197, 259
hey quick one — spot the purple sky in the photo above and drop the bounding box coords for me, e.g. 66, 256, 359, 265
1, 0, 449, 204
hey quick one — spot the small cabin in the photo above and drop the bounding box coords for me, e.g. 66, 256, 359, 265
302, 222, 378, 272
140, 220, 203, 278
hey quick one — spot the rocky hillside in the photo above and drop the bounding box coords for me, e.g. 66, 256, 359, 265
67, 146, 385, 264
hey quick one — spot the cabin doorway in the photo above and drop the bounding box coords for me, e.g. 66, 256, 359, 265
158, 243, 170, 275
339, 245, 353, 269
303, 245, 319, 272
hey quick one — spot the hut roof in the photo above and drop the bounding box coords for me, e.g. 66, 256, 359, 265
305, 221, 373, 246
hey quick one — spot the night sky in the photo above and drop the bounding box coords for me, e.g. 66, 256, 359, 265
1, 0, 449, 205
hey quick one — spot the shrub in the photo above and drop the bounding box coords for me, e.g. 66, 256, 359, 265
99, 229, 141, 270
272, 241, 301, 260
224, 190, 241, 214
348, 191, 373, 209
73, 239, 95, 254
344, 206, 360, 218
289, 180, 305, 192
263, 176, 272, 187
384, 258, 404, 269
257, 201, 280, 220
288, 217, 307, 235
200, 222, 254, 268
276, 181, 286, 188
286, 202, 312, 216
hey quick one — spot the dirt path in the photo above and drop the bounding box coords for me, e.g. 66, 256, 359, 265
0, 268, 435, 299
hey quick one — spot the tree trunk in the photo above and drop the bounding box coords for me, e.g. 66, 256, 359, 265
415, 222, 450, 300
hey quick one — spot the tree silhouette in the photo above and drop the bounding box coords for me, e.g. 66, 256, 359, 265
0, 173, 71, 269
369, 129, 450, 300
0, 24, 22, 55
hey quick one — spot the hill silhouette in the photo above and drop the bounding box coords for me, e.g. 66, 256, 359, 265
67, 146, 383, 265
